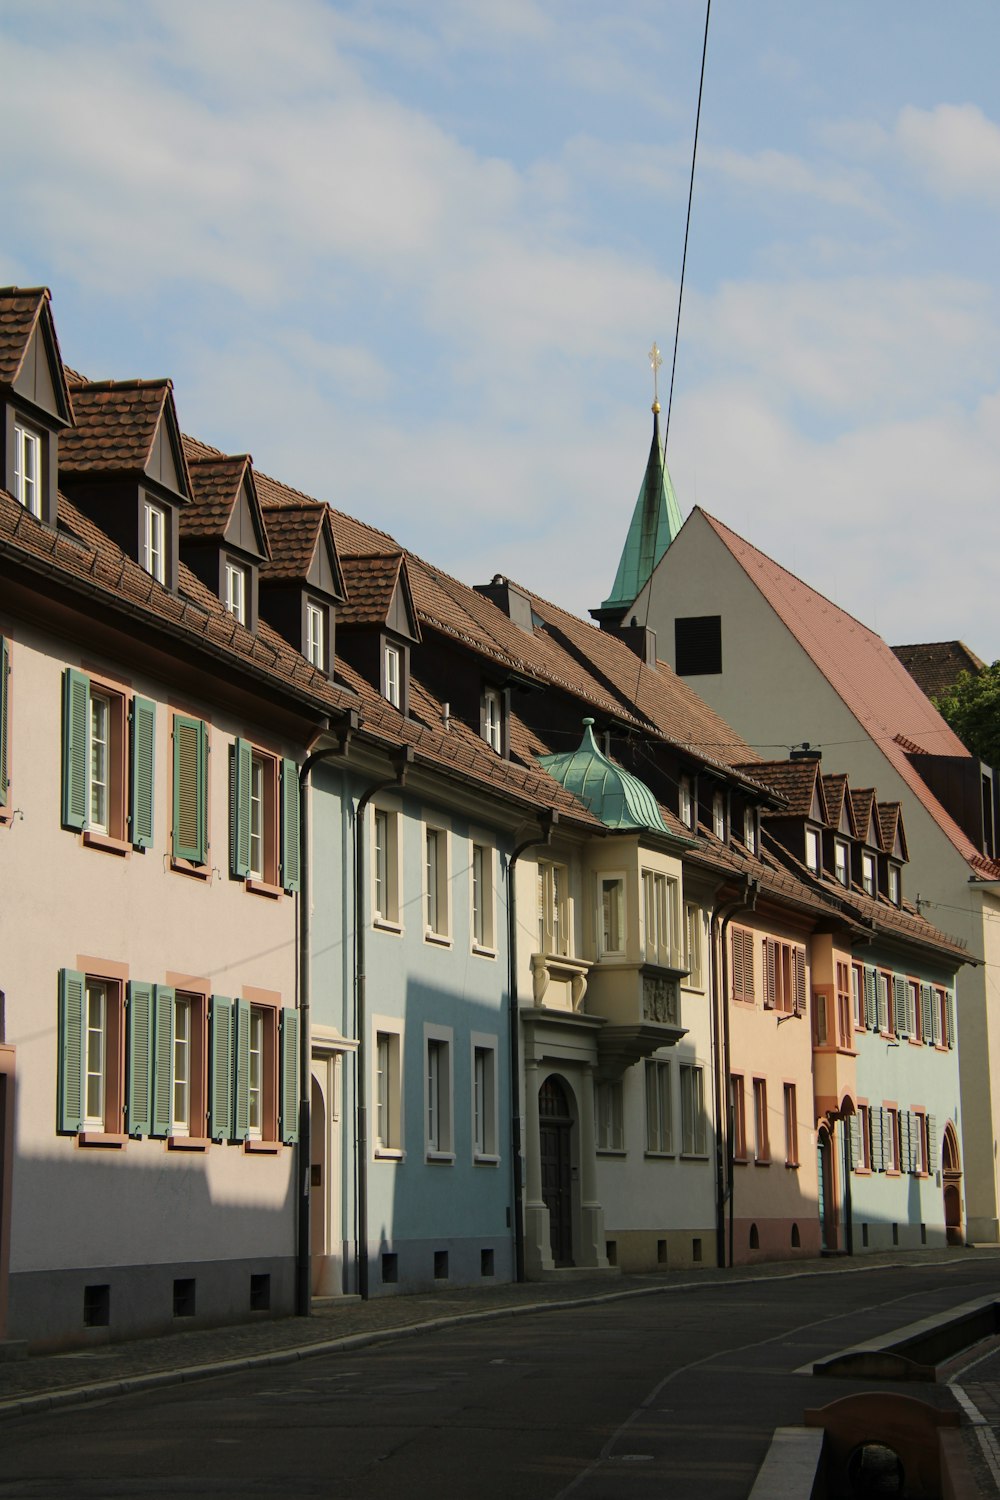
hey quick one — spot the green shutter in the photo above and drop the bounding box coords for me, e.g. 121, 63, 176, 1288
762, 938, 775, 1009
130, 696, 156, 849
899, 1110, 911, 1173
876, 975, 888, 1034
230, 739, 252, 878
0, 636, 9, 806
281, 758, 301, 893
870, 1106, 884, 1172
793, 947, 807, 1017
945, 991, 956, 1049
209, 996, 233, 1143
61, 668, 90, 830
920, 984, 934, 1043
126, 980, 154, 1137
927, 1114, 938, 1173
848, 1112, 861, 1170
58, 968, 86, 1132
863, 966, 878, 1030
280, 1007, 300, 1143
233, 997, 251, 1139
894, 975, 908, 1038
173, 715, 208, 864
152, 985, 175, 1136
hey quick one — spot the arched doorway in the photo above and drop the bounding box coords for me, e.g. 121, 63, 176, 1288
942, 1123, 963, 1246
539, 1075, 574, 1267
817, 1125, 836, 1251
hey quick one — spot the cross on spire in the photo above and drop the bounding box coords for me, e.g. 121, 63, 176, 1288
648, 341, 662, 413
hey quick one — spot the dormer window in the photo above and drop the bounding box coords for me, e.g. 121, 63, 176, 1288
306, 601, 327, 671
384, 642, 401, 708
13, 422, 41, 516
888, 864, 901, 905
482, 687, 505, 755
225, 560, 248, 625
744, 807, 757, 854
834, 839, 849, 886
805, 827, 821, 874
862, 851, 877, 897
712, 790, 725, 841
679, 774, 694, 828
143, 500, 166, 583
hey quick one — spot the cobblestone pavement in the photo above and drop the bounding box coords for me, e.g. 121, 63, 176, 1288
3, 1246, 1000, 1440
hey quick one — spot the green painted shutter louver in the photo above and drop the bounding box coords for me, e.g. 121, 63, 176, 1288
152, 985, 175, 1136
173, 715, 208, 864
920, 984, 934, 1043
281, 759, 301, 893
130, 696, 156, 849
209, 997, 234, 1142
61, 668, 90, 830
58, 968, 86, 1132
126, 980, 154, 1136
793, 947, 807, 1016
280, 1007, 300, 1143
945, 992, 956, 1048
870, 1106, 884, 1172
0, 637, 9, 806
863, 966, 878, 1030
899, 1111, 911, 1173
894, 975, 909, 1038
876, 977, 889, 1034
233, 997, 251, 1138
848, 1113, 861, 1170
927, 1114, 938, 1173
231, 739, 253, 878
762, 938, 775, 1009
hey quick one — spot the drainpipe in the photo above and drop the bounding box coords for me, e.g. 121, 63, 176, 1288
506, 809, 557, 1283
354, 747, 413, 1301
709, 877, 757, 1270
296, 711, 357, 1319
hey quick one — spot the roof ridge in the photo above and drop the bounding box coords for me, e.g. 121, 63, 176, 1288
74, 377, 173, 393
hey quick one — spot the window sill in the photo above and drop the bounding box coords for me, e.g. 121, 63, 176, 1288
596, 1147, 627, 1158
681, 1151, 710, 1161
733, 1154, 749, 1166
246, 878, 283, 900
474, 1152, 501, 1166
77, 1131, 127, 1148
373, 916, 403, 935
754, 1157, 771, 1167
471, 944, 497, 960
243, 1138, 282, 1154
854, 1166, 873, 1176
424, 930, 452, 948
171, 857, 212, 881
374, 1147, 404, 1161
167, 1135, 210, 1152
785, 1160, 800, 1170
82, 830, 130, 857
643, 1150, 675, 1160
425, 1149, 455, 1164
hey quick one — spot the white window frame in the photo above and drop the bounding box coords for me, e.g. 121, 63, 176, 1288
680, 1063, 707, 1156
89, 690, 111, 835
172, 994, 192, 1137
247, 1005, 265, 1141
684, 902, 704, 989
834, 839, 849, 887
305, 601, 326, 670
679, 774, 694, 829
13, 422, 41, 517
470, 840, 496, 955
644, 1057, 672, 1155
84, 978, 108, 1130
712, 790, 725, 841
743, 807, 757, 853
384, 642, 401, 708
537, 859, 569, 956
642, 869, 677, 967
424, 821, 451, 943
595, 1077, 624, 1153
373, 1020, 403, 1157
805, 827, 821, 874
598, 872, 626, 958
862, 851, 877, 897
424, 1024, 454, 1161
248, 751, 265, 881
471, 1032, 499, 1162
888, 864, 901, 905
372, 800, 403, 931
143, 499, 166, 584
483, 688, 502, 753
752, 1076, 769, 1163
225, 559, 248, 625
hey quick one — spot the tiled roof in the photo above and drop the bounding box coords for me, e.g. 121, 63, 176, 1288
183, 452, 253, 542
338, 552, 405, 626
849, 788, 881, 849
731, 758, 821, 817
820, 773, 853, 834
878, 802, 902, 853
0, 287, 74, 421
260, 500, 324, 583
892, 640, 987, 700
59, 379, 183, 480
700, 509, 1000, 878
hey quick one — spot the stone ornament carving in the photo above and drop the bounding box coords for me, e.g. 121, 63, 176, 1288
643, 974, 679, 1026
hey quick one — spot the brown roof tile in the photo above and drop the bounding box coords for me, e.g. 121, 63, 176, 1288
0, 287, 49, 386
820, 773, 853, 833
849, 788, 882, 850
260, 501, 324, 583
60, 380, 178, 477
183, 453, 252, 541
338, 552, 405, 626
731, 758, 820, 816
892, 640, 987, 700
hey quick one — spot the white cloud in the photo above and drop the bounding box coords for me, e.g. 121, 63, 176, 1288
704, 146, 882, 215
894, 103, 1000, 204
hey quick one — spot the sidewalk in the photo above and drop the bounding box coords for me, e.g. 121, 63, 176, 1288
3, 1246, 1000, 1424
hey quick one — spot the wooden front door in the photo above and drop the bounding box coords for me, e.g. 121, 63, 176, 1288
539, 1076, 573, 1267
818, 1128, 835, 1251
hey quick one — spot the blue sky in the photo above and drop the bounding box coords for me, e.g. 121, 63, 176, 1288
3, 0, 999, 659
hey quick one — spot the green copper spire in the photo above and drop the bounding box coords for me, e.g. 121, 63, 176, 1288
538, 720, 668, 834
600, 404, 683, 616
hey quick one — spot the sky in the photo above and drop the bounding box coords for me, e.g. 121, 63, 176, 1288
3, 1, 999, 661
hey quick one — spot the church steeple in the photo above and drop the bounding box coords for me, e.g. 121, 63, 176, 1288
591, 344, 684, 626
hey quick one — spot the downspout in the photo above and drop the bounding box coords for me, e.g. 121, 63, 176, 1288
354, 746, 413, 1301
296, 711, 357, 1319
709, 876, 757, 1270
506, 809, 557, 1283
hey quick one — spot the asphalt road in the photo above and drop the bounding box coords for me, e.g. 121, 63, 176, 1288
3, 1260, 999, 1500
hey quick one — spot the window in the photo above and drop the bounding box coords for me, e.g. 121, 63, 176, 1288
58, 968, 125, 1139
862, 851, 877, 897
685, 903, 704, 988
913, 1111, 929, 1176
642, 870, 676, 965
783, 1083, 798, 1166
595, 1078, 624, 1152
374, 1027, 402, 1154
732, 927, 755, 1003
225, 560, 248, 624
472, 1039, 499, 1159
909, 980, 921, 1041
645, 1059, 672, 1154
886, 1108, 901, 1173
852, 1104, 872, 1172
471, 842, 495, 953
834, 839, 849, 886
836, 961, 852, 1049
743, 807, 757, 854
425, 826, 450, 940
537, 861, 568, 955
425, 1029, 453, 1158
942, 989, 955, 1049
730, 1074, 747, 1160
373, 806, 402, 928
383, 642, 401, 708
812, 988, 828, 1047
852, 964, 864, 1029
13, 422, 41, 517
230, 740, 300, 893
61, 670, 155, 850
680, 1064, 706, 1155
599, 875, 625, 957
231, 999, 299, 1147
305, 602, 327, 670
137, 985, 209, 1142
172, 995, 193, 1134
675, 614, 721, 675
0, 636, 9, 820
877, 971, 893, 1036
888, 864, 901, 905
482, 688, 503, 753
143, 501, 166, 584
172, 714, 209, 867
752, 1078, 769, 1163
763, 938, 806, 1016
805, 828, 820, 874
679, 774, 693, 828
712, 791, 725, 841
